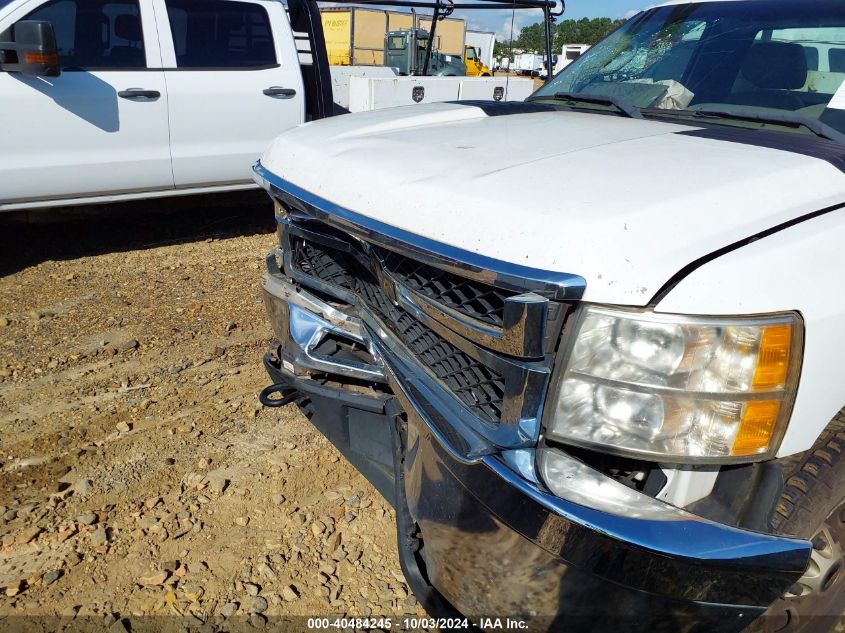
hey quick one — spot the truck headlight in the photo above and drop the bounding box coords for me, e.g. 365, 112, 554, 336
546, 306, 802, 462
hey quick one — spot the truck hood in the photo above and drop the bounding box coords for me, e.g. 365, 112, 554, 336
260, 101, 845, 305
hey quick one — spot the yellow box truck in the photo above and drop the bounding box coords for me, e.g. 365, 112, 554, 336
321, 7, 465, 66
417, 16, 465, 57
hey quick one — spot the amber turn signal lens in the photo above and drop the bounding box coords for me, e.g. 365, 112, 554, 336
735, 324, 793, 454
732, 400, 781, 455
753, 324, 792, 390
23, 52, 59, 65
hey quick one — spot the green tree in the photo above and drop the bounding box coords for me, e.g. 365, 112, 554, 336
554, 17, 626, 48
493, 40, 514, 58
515, 22, 546, 53
494, 16, 625, 59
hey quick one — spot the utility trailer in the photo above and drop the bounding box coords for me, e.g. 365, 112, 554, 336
515, 52, 545, 75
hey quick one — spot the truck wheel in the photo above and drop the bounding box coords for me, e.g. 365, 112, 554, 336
758, 410, 845, 633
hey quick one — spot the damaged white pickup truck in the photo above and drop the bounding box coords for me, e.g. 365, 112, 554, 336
255, 1, 845, 631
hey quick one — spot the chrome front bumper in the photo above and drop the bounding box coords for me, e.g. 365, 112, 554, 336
262, 261, 811, 627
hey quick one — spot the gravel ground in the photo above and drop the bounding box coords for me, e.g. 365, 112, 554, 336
6, 195, 842, 633
0, 196, 422, 630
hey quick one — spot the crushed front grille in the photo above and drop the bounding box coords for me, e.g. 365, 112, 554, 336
291, 236, 506, 423
379, 251, 513, 328
295, 239, 358, 291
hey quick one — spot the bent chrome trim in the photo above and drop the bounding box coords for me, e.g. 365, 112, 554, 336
262, 253, 386, 383
393, 282, 549, 358
253, 162, 587, 301
482, 450, 810, 567
271, 181, 558, 359
260, 252, 813, 597
262, 264, 546, 449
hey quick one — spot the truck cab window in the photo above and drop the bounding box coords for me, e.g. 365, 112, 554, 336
165, 0, 276, 68
17, 0, 145, 69
832, 48, 845, 73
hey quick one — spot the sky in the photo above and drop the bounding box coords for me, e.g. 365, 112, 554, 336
459, 0, 652, 42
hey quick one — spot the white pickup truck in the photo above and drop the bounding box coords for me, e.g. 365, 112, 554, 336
0, 0, 311, 210
255, 0, 845, 631
0, 0, 536, 211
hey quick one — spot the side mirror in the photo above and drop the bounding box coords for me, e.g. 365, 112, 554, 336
0, 20, 61, 77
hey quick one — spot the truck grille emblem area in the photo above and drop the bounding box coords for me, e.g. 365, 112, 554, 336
378, 250, 512, 328
271, 213, 560, 448
291, 236, 507, 423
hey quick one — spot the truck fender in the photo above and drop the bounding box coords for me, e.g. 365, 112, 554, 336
654, 206, 845, 458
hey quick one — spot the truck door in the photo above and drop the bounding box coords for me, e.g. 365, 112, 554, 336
385, 32, 410, 75
465, 45, 477, 75
0, 0, 172, 205
154, 0, 304, 188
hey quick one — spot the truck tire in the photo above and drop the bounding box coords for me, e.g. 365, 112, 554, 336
756, 409, 845, 633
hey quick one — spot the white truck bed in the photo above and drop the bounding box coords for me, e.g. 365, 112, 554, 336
344, 74, 534, 112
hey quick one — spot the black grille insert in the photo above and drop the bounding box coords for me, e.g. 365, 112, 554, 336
380, 250, 512, 328
291, 236, 506, 423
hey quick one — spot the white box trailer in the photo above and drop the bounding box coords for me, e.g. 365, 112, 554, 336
515, 53, 544, 75
346, 76, 534, 112
466, 30, 496, 70
553, 44, 590, 74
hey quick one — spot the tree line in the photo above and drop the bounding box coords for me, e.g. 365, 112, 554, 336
493, 17, 625, 57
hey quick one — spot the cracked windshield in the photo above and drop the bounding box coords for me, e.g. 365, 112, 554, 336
533, 0, 845, 136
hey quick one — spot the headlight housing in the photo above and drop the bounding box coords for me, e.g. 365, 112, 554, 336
545, 306, 803, 463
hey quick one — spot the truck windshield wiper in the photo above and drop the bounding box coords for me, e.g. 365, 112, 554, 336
541, 92, 644, 119
686, 107, 845, 145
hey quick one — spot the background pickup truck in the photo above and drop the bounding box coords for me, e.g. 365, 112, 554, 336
0, 0, 537, 212
0, 0, 307, 209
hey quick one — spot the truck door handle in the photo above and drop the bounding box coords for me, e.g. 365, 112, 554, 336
263, 86, 296, 98
118, 89, 161, 100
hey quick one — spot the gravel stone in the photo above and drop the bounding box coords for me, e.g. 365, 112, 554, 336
250, 596, 268, 613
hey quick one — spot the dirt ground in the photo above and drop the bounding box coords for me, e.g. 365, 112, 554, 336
0, 195, 422, 630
